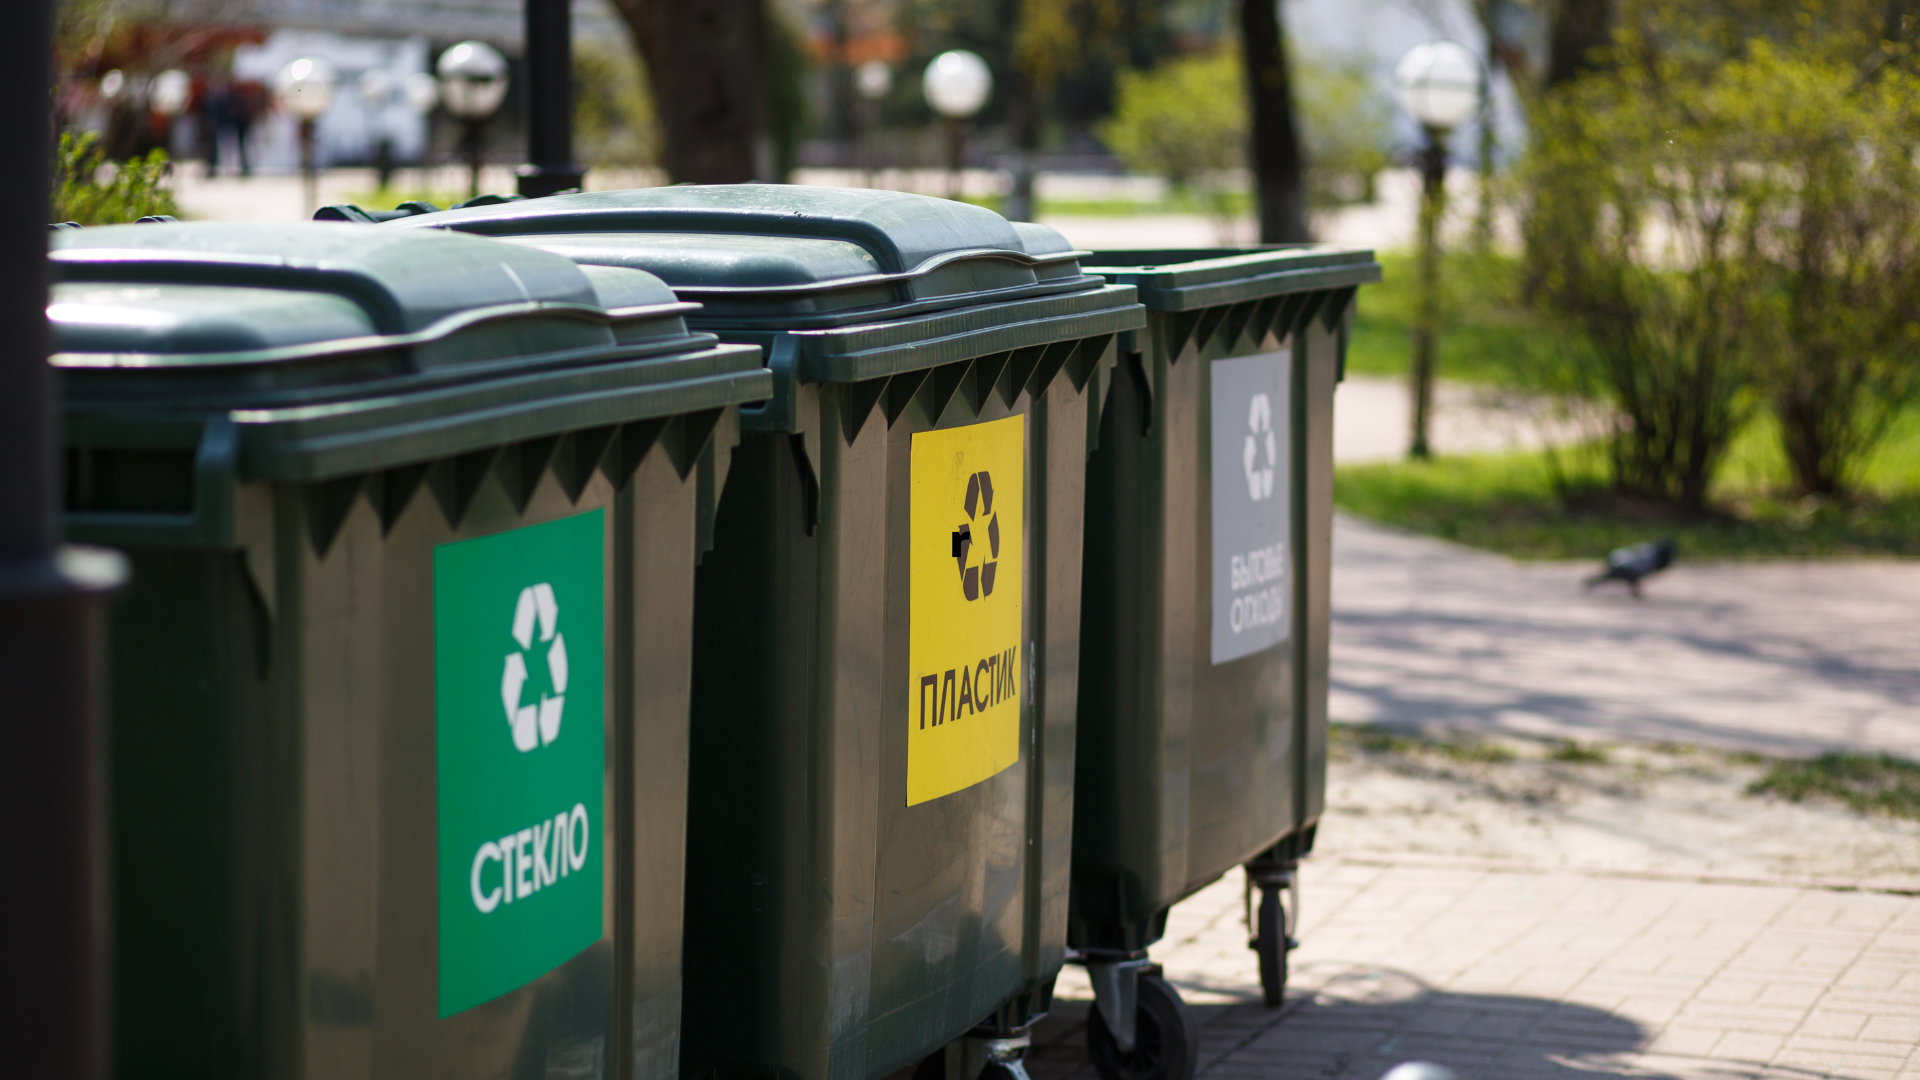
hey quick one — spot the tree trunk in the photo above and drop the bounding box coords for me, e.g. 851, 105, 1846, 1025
1546, 0, 1613, 88
612, 0, 768, 183
1240, 0, 1308, 244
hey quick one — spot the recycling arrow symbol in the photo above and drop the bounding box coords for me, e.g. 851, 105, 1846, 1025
500, 582, 568, 752
951, 470, 1001, 601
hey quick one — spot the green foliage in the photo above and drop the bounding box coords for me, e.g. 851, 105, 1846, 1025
1099, 49, 1245, 227
1335, 725, 1517, 764
51, 130, 179, 226
1730, 49, 1920, 496
1521, 59, 1770, 510
1333, 408, 1920, 560
573, 42, 659, 168
1747, 753, 1920, 820
1294, 54, 1393, 208
1521, 28, 1920, 505
1548, 741, 1610, 765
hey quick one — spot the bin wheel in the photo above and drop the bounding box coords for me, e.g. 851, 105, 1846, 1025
1085, 972, 1198, 1080
911, 1052, 1029, 1080
1255, 883, 1288, 1008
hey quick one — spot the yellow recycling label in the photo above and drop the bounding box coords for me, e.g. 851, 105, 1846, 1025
907, 414, 1025, 806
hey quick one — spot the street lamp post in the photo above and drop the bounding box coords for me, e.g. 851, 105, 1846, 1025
519, 0, 585, 198
437, 41, 509, 201
922, 50, 991, 201
359, 68, 399, 189
1, 6, 129, 1080
1395, 41, 1483, 460
274, 57, 338, 216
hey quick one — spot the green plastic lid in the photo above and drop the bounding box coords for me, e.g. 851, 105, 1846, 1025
52, 222, 770, 492
383, 187, 1144, 402
50, 222, 718, 409
1081, 246, 1381, 312
388, 185, 1106, 329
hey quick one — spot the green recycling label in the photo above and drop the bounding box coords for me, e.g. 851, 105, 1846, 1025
435, 510, 605, 1017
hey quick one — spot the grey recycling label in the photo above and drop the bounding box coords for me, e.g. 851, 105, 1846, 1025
1210, 348, 1291, 664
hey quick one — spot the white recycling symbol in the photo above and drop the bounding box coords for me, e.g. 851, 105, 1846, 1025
1243, 392, 1277, 501
500, 582, 567, 752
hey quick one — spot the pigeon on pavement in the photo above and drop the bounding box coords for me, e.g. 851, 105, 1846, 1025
1583, 537, 1675, 598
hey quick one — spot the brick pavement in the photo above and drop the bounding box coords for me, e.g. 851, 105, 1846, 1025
1029, 859, 1920, 1080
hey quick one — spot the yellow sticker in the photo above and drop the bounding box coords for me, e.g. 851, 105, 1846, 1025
907, 414, 1025, 806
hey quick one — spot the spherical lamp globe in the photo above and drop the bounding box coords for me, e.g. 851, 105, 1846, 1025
1394, 41, 1482, 133
402, 71, 441, 115
358, 68, 393, 108
437, 41, 509, 122
856, 59, 893, 102
274, 57, 338, 121
150, 69, 192, 118
922, 49, 992, 119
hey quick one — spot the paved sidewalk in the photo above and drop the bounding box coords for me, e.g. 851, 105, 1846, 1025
1031, 859, 1920, 1080
1331, 377, 1605, 465
1328, 514, 1920, 759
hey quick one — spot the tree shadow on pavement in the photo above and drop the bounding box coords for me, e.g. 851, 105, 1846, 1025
1025, 963, 1809, 1080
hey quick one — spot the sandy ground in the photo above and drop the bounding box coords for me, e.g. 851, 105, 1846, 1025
1317, 731, 1920, 892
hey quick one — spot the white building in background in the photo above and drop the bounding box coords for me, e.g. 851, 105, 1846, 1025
172, 0, 630, 172
170, 0, 625, 45
1284, 0, 1542, 165
232, 32, 432, 171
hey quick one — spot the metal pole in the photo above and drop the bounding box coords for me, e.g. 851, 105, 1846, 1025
0, 4, 128, 1080
300, 118, 319, 216
518, 0, 585, 198
1408, 128, 1448, 460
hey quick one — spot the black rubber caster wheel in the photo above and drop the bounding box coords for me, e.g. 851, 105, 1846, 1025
1254, 883, 1288, 1008
1085, 971, 1198, 1080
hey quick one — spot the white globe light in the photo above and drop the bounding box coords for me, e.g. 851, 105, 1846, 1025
150, 69, 192, 118
100, 69, 126, 101
1395, 41, 1483, 132
274, 57, 339, 121
402, 71, 440, 115
922, 49, 992, 119
437, 41, 509, 121
358, 68, 393, 107
856, 59, 893, 102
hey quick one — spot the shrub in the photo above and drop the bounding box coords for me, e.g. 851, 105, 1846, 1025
1294, 54, 1392, 208
1734, 51, 1920, 497
1521, 39, 1920, 506
1521, 62, 1769, 510
574, 43, 660, 169
1099, 50, 1245, 228
51, 130, 179, 225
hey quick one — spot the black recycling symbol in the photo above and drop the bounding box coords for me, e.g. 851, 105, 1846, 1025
951, 470, 1000, 601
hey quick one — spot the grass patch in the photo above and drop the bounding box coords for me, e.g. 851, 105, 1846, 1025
1345, 250, 1587, 386
336, 188, 475, 213
1335, 724, 1516, 763
1335, 409, 1920, 559
1034, 191, 1255, 218
1747, 753, 1920, 820
1548, 741, 1610, 765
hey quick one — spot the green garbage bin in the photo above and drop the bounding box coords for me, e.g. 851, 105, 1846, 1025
391, 187, 1147, 1080
52, 221, 769, 1080
1066, 247, 1380, 1071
